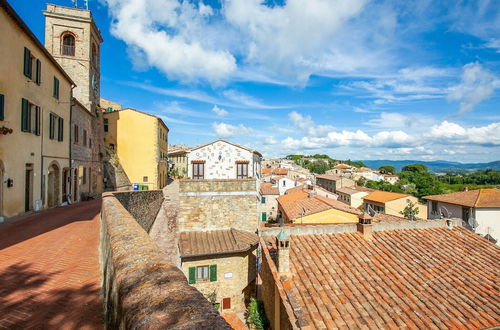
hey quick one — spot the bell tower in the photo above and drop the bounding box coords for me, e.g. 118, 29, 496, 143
43, 4, 103, 112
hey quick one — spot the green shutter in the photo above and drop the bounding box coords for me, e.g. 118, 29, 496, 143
35, 59, 41, 85
262, 212, 267, 222
58, 117, 64, 141
53, 77, 59, 99
0, 94, 4, 121
209, 264, 217, 282
49, 113, 54, 139
23, 47, 32, 78
261, 196, 266, 204
34, 106, 40, 135
21, 98, 29, 132
188, 267, 196, 284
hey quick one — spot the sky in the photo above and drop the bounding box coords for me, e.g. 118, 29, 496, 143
10, 0, 500, 162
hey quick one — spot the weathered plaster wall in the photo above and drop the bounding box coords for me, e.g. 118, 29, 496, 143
113, 190, 163, 233
100, 192, 230, 329
178, 178, 259, 233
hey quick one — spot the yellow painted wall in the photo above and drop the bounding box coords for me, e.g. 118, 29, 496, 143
104, 109, 168, 190
0, 7, 72, 218
292, 208, 359, 224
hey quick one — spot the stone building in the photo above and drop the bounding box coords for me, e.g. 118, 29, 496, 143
168, 145, 190, 178
0, 0, 74, 218
43, 3, 105, 201
103, 108, 169, 190
179, 229, 259, 314
315, 174, 355, 194
259, 182, 279, 222
187, 139, 262, 180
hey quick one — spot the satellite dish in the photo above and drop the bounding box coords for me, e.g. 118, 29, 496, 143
367, 204, 377, 217
439, 206, 450, 219
468, 217, 479, 230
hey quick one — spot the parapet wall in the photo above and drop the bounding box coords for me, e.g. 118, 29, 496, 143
113, 190, 163, 233
178, 178, 259, 232
100, 192, 230, 329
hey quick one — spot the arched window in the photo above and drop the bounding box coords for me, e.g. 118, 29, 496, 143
92, 43, 98, 67
62, 33, 75, 56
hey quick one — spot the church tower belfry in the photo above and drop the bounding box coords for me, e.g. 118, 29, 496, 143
43, 4, 103, 112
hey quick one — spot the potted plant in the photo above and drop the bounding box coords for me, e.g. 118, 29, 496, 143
0, 126, 13, 135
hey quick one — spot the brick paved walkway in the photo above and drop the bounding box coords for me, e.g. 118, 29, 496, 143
0, 200, 103, 329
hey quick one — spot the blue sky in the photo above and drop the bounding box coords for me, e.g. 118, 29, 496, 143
10, 0, 500, 162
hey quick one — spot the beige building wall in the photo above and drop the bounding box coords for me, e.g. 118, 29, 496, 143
181, 250, 257, 314
260, 193, 279, 222
338, 191, 369, 208
104, 109, 168, 190
168, 151, 188, 178
365, 196, 427, 218
0, 3, 73, 218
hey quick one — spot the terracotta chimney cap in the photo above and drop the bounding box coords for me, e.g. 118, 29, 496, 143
358, 212, 373, 224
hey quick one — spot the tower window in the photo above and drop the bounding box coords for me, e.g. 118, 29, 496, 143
92, 43, 98, 67
62, 34, 75, 56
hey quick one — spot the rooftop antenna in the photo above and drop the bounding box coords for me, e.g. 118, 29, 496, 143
367, 204, 377, 217
439, 206, 450, 219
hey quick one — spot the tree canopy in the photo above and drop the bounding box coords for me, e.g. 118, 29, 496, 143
379, 165, 396, 174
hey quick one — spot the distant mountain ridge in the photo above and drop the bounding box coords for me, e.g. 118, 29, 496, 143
358, 160, 500, 173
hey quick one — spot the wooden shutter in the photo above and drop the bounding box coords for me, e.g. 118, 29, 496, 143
53, 77, 59, 99
261, 196, 266, 204
21, 98, 29, 132
49, 113, 54, 139
23, 47, 32, 78
188, 267, 196, 284
0, 94, 4, 121
209, 264, 217, 282
34, 106, 40, 136
58, 117, 64, 141
222, 298, 231, 310
35, 59, 41, 85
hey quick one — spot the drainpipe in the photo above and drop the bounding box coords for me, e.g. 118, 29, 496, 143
68, 85, 75, 203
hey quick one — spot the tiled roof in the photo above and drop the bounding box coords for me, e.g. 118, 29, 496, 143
315, 174, 342, 181
262, 168, 272, 175
363, 190, 409, 203
336, 186, 374, 195
275, 227, 500, 329
179, 229, 258, 257
278, 192, 362, 221
273, 168, 289, 175
284, 185, 309, 195
260, 182, 279, 195
334, 164, 351, 169
424, 189, 500, 208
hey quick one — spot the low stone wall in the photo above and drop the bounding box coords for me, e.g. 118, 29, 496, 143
113, 190, 163, 233
100, 192, 230, 329
180, 178, 257, 192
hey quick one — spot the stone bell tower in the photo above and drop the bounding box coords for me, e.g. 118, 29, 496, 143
43, 4, 103, 112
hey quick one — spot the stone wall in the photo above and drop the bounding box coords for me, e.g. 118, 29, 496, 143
178, 179, 259, 233
113, 190, 163, 233
100, 192, 230, 329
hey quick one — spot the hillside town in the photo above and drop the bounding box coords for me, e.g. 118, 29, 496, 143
0, 1, 499, 329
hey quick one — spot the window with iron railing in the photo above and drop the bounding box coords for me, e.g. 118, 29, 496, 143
62, 34, 75, 56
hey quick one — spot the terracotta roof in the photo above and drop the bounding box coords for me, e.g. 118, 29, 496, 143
336, 186, 374, 195
423, 189, 500, 208
284, 185, 309, 195
273, 168, 289, 175
316, 174, 342, 181
262, 168, 272, 175
260, 182, 279, 195
363, 190, 409, 203
272, 227, 500, 329
278, 192, 362, 221
179, 229, 258, 257
334, 164, 351, 169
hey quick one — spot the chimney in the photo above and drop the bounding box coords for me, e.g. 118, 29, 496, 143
308, 190, 317, 198
276, 230, 290, 273
357, 213, 373, 240
463, 186, 469, 192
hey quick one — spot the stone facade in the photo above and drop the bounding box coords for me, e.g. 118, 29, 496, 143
178, 179, 259, 233
180, 250, 257, 315
113, 190, 164, 233
187, 139, 261, 180
260, 193, 279, 222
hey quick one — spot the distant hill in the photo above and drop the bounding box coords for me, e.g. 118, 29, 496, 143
359, 160, 500, 173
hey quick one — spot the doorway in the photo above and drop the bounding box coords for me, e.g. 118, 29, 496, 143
0, 160, 4, 217
25, 164, 34, 212
62, 168, 69, 203
73, 168, 78, 202
47, 163, 60, 207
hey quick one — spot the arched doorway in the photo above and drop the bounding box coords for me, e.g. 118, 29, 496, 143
47, 162, 60, 207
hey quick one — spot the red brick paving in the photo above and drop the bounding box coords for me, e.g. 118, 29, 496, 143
0, 200, 103, 329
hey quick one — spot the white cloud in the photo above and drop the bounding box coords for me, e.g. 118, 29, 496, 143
263, 136, 278, 145
447, 63, 498, 115
485, 39, 500, 53
212, 122, 253, 138
365, 112, 435, 130
427, 121, 500, 146
212, 105, 228, 118
288, 111, 334, 137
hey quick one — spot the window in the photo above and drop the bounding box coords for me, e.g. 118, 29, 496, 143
143, 176, 148, 182
103, 118, 108, 132
74, 125, 79, 144
222, 298, 231, 310
82, 167, 87, 184
83, 130, 87, 146
91, 43, 98, 67
53, 77, 59, 99
196, 265, 209, 281
188, 264, 217, 284
261, 196, 266, 204
431, 201, 438, 214
89, 138, 92, 148
0, 94, 4, 121
62, 34, 75, 56
192, 163, 204, 180
35, 59, 41, 85
58, 117, 64, 141
236, 162, 248, 179
261, 212, 267, 222
283, 180, 286, 187
23, 47, 32, 78
21, 99, 40, 135
49, 113, 56, 139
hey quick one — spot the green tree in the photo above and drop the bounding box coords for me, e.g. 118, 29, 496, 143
402, 164, 428, 173
400, 202, 420, 220
379, 165, 396, 174
246, 298, 269, 330
309, 160, 330, 174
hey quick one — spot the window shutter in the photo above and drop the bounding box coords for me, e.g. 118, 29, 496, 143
49, 113, 54, 139
209, 264, 217, 282
58, 117, 64, 141
21, 98, 29, 132
53, 77, 59, 99
23, 47, 31, 78
188, 267, 196, 284
34, 106, 40, 135
35, 59, 41, 85
0, 94, 4, 121
262, 196, 266, 204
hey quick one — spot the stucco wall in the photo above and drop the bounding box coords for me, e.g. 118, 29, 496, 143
100, 192, 231, 329
260, 193, 279, 221
293, 208, 359, 224
475, 208, 500, 244
187, 140, 260, 179
178, 178, 259, 232
181, 250, 257, 314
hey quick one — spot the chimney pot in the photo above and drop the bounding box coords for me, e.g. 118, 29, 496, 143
276, 230, 290, 273
357, 213, 373, 240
